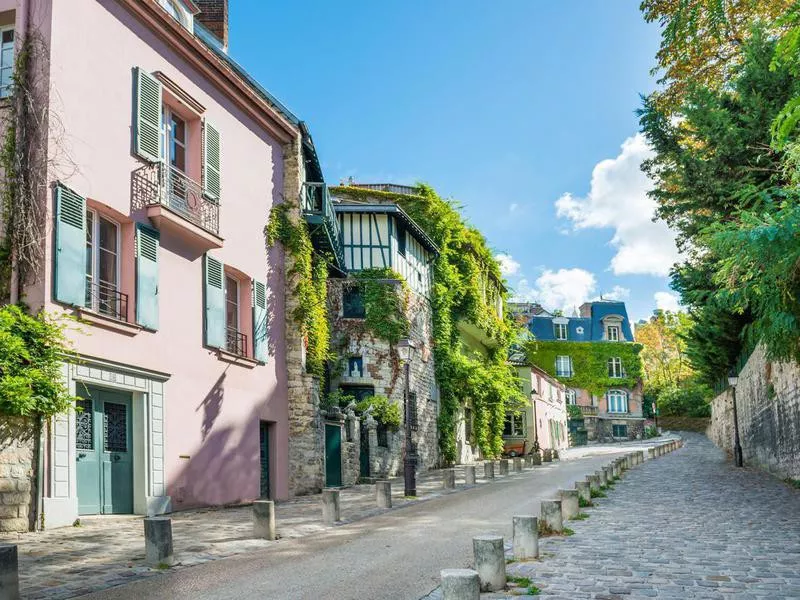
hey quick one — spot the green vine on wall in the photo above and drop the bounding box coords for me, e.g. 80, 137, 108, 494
525, 340, 644, 396
265, 202, 331, 376
355, 268, 410, 344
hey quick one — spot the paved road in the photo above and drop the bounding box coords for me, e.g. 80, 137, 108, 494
78, 452, 628, 600
503, 432, 800, 599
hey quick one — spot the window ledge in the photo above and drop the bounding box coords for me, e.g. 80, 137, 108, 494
216, 348, 259, 368
76, 308, 142, 336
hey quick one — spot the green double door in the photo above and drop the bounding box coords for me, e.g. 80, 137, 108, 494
75, 387, 133, 515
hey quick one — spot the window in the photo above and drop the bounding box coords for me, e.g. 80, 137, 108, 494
503, 412, 526, 437
612, 424, 628, 438
565, 389, 577, 405
347, 356, 364, 377
607, 325, 621, 341
85, 210, 124, 321
608, 357, 623, 378
554, 322, 568, 340
607, 390, 628, 414
397, 223, 406, 257
407, 392, 418, 431
555, 355, 573, 377
343, 288, 366, 318
225, 275, 246, 356
464, 407, 473, 442
166, 111, 187, 172
0, 27, 13, 99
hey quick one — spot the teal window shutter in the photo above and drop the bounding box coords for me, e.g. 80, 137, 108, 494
135, 224, 160, 329
133, 67, 162, 162
54, 184, 87, 306
252, 280, 268, 362
202, 120, 221, 201
203, 254, 225, 348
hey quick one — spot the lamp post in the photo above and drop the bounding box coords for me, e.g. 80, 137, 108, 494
728, 370, 743, 468
397, 338, 418, 497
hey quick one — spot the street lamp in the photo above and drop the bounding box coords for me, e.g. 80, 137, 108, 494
397, 337, 418, 497
728, 370, 743, 468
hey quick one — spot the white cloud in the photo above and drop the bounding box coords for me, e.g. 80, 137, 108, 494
511, 268, 597, 313
496, 253, 521, 277
555, 133, 680, 277
654, 291, 681, 313
599, 286, 630, 301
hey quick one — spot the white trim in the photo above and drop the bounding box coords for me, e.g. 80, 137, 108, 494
0, 25, 14, 99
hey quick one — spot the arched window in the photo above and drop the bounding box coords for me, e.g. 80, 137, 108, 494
159, 0, 191, 29
607, 390, 628, 414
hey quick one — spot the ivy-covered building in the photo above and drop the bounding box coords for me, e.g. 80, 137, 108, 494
519, 300, 645, 442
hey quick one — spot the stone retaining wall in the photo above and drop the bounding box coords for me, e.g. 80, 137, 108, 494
0, 417, 35, 532
707, 344, 800, 480
658, 417, 710, 433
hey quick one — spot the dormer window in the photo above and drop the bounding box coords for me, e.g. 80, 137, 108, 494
554, 322, 568, 340
607, 325, 621, 341
159, 0, 194, 32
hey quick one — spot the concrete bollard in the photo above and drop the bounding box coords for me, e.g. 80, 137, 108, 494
540, 499, 563, 533
524, 455, 534, 468
0, 544, 20, 600
465, 465, 476, 485
253, 500, 277, 540
322, 488, 341, 524
484, 461, 495, 480
611, 462, 621, 479
499, 459, 509, 476
376, 480, 392, 508
532, 452, 542, 466
559, 489, 580, 520
587, 474, 600, 493
648, 447, 655, 460
512, 515, 539, 560
542, 449, 553, 462
596, 469, 607, 487
603, 466, 614, 483
144, 517, 174, 566
440, 569, 480, 600
443, 468, 456, 490
575, 480, 591, 504
472, 535, 506, 592
513, 457, 523, 473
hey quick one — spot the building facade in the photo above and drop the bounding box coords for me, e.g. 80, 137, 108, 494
518, 301, 645, 442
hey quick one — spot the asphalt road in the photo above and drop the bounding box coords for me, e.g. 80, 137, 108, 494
80, 453, 626, 600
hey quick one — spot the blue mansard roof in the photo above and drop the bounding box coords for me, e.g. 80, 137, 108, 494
527, 301, 634, 342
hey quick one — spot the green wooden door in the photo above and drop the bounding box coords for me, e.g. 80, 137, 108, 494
259, 422, 270, 499
325, 424, 342, 487
76, 387, 133, 515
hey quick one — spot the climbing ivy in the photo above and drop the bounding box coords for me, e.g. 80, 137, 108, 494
525, 340, 644, 396
354, 268, 410, 344
265, 202, 331, 376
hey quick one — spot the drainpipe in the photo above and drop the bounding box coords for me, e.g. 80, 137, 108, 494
32, 416, 44, 531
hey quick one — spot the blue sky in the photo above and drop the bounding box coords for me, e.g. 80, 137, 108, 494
229, 1, 681, 321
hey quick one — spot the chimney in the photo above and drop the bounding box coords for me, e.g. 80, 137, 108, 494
195, 0, 228, 49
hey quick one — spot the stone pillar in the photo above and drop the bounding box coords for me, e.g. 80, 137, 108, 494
465, 465, 476, 485
513, 457, 523, 473
612, 461, 621, 478
531, 452, 542, 466
440, 569, 480, 600
603, 466, 614, 483
559, 489, 579, 520
484, 461, 495, 480
512, 515, 539, 560
542, 449, 552, 462
443, 468, 456, 490
596, 469, 607, 487
648, 447, 655, 460
575, 481, 591, 504
366, 415, 379, 475
0, 544, 19, 600
472, 535, 506, 592
540, 500, 563, 533
524, 455, 533, 468
144, 517, 174, 566
587, 474, 600, 493
499, 459, 509, 476
376, 480, 392, 509
322, 488, 340, 524
252, 500, 276, 540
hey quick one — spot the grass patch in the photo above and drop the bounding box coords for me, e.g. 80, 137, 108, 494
570, 512, 589, 521
538, 521, 575, 537
562, 527, 575, 536
506, 558, 517, 564
578, 497, 594, 508
784, 478, 800, 489
528, 585, 541, 595
591, 489, 607, 498
155, 562, 171, 570
508, 576, 532, 587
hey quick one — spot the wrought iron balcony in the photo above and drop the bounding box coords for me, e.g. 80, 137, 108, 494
85, 280, 129, 323
301, 182, 344, 268
226, 327, 248, 358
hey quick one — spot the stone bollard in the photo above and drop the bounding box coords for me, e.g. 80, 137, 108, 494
513, 457, 523, 473
322, 488, 341, 524
253, 500, 276, 540
472, 535, 506, 592
465, 465, 476, 485
611, 462, 621, 479
443, 468, 456, 490
499, 459, 509, 476
532, 452, 542, 466
648, 447, 655, 460
587, 474, 600, 493
376, 480, 392, 509
596, 469, 607, 487
440, 569, 480, 600
575, 480, 591, 505
524, 455, 533, 468
484, 461, 495, 480
559, 489, 580, 520
0, 544, 20, 600
540, 499, 563, 533
512, 515, 539, 560
144, 517, 174, 566
603, 466, 614, 483
542, 449, 553, 462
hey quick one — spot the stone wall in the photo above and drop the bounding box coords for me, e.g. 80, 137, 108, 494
596, 417, 645, 443
342, 413, 360, 486
0, 417, 35, 532
658, 416, 710, 433
708, 344, 800, 480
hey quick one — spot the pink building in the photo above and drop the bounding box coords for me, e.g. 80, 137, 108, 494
0, 0, 325, 528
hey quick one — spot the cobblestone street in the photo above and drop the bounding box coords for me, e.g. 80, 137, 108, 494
482, 433, 800, 599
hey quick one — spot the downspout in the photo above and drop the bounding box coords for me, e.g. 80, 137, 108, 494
32, 416, 44, 531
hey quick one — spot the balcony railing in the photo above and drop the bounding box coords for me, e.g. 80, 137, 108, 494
136, 163, 220, 235
226, 327, 248, 358
579, 405, 599, 416
85, 280, 129, 323
301, 182, 345, 267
